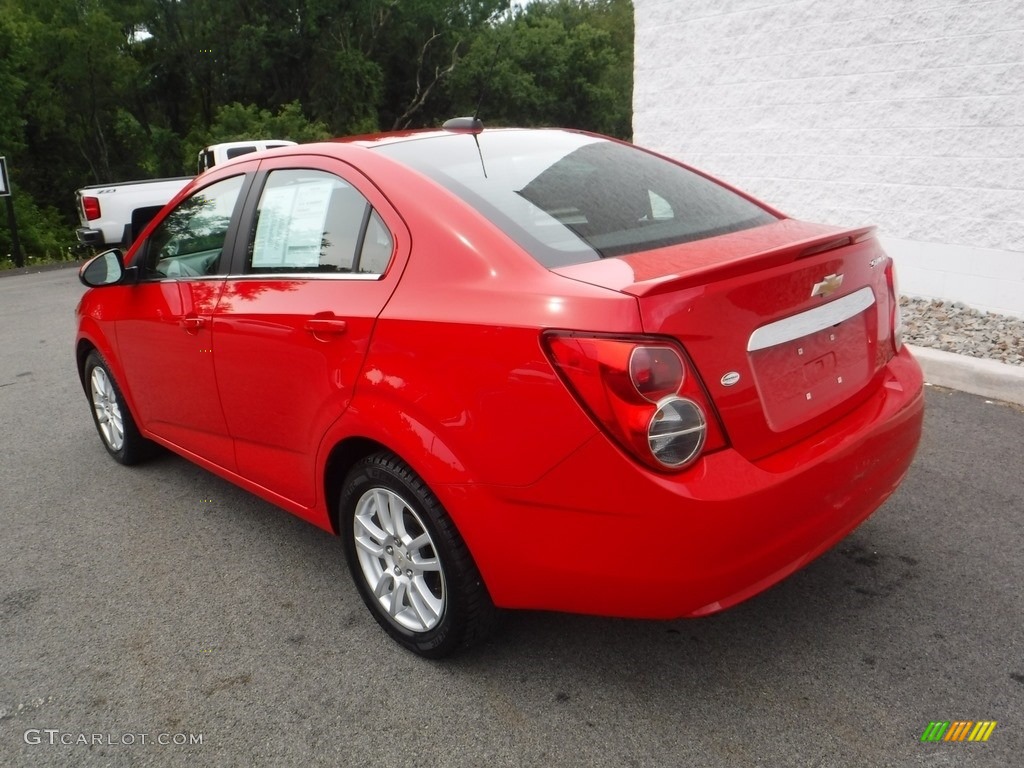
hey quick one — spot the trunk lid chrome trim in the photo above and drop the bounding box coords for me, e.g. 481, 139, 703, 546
747, 287, 875, 352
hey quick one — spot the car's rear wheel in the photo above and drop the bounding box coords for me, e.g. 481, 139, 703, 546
340, 452, 497, 658
84, 351, 154, 465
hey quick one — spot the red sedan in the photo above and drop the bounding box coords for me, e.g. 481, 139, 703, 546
76, 125, 924, 657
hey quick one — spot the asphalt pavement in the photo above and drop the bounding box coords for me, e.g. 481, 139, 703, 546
1, 267, 1021, 767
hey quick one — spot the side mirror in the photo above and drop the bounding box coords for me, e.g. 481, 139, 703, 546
79, 249, 130, 287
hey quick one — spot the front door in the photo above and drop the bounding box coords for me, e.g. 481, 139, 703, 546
115, 173, 250, 470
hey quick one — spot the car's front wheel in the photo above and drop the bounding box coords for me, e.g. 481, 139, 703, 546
84, 351, 155, 465
340, 452, 497, 658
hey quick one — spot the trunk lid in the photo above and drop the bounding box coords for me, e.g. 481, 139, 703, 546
552, 219, 900, 460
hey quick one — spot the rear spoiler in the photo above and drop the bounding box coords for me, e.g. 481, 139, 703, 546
623, 226, 878, 298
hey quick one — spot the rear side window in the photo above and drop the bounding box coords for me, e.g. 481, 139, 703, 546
374, 131, 777, 267
247, 169, 393, 275
226, 146, 258, 160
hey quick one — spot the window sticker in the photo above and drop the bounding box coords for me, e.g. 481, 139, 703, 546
252, 180, 334, 268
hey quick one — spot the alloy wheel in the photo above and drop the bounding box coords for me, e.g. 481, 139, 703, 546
90, 366, 125, 452
352, 487, 446, 632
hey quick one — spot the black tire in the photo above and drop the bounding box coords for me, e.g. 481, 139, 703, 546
340, 452, 498, 658
83, 351, 156, 465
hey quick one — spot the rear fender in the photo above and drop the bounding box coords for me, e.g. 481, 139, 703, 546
314, 391, 474, 539
317, 393, 470, 493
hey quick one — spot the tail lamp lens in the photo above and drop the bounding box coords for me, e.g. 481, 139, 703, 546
648, 398, 707, 467
82, 196, 101, 221
629, 346, 684, 401
544, 333, 726, 471
884, 258, 903, 352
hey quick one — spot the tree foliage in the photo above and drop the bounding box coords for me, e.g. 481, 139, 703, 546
183, 101, 331, 169
0, 0, 634, 260
448, 0, 633, 137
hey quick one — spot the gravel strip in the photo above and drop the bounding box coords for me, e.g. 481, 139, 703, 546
900, 296, 1024, 367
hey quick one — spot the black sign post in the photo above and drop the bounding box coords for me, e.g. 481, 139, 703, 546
0, 157, 24, 268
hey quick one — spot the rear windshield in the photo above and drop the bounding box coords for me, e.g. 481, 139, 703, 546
226, 146, 258, 160
373, 130, 777, 267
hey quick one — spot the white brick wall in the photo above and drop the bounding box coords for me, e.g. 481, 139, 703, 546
634, 0, 1024, 317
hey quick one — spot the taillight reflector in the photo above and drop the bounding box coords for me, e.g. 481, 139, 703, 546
884, 258, 903, 353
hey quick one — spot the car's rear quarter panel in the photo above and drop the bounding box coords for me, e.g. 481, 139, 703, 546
333, 159, 645, 488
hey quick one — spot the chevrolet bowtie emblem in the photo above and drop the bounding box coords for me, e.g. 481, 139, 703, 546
811, 273, 844, 299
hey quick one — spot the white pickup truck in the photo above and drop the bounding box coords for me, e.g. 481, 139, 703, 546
75, 140, 297, 248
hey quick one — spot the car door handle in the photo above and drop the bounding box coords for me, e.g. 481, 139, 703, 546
181, 316, 206, 332
305, 319, 348, 337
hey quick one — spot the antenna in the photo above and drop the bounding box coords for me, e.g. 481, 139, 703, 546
472, 132, 488, 179
473, 41, 503, 123
441, 40, 503, 176
442, 40, 502, 134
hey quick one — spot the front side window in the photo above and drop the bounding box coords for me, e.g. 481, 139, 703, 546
141, 175, 244, 278
247, 169, 394, 276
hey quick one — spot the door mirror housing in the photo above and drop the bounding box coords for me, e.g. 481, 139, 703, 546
79, 249, 136, 287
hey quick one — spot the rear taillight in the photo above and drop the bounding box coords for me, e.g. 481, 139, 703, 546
884, 258, 903, 353
82, 196, 101, 221
543, 333, 727, 471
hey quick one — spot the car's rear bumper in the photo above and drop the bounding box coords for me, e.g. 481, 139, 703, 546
441, 347, 924, 619
76, 227, 105, 247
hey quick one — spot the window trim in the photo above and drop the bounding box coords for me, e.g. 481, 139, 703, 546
219, 272, 384, 282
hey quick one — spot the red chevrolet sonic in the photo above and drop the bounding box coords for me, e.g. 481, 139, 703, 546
76, 126, 924, 657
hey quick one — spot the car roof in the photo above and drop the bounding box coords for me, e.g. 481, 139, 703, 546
331, 126, 593, 150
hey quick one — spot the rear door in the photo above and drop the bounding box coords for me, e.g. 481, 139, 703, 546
212, 155, 409, 507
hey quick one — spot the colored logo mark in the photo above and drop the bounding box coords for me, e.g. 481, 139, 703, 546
921, 721, 997, 742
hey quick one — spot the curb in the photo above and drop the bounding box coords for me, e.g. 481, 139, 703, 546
908, 344, 1024, 407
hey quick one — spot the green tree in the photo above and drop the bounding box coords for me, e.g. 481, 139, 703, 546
184, 101, 331, 168
0, 0, 635, 261
137, 0, 507, 136
0, 12, 29, 155
0, 185, 71, 265
21, 0, 146, 182
2, 0, 146, 260
446, 0, 634, 138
